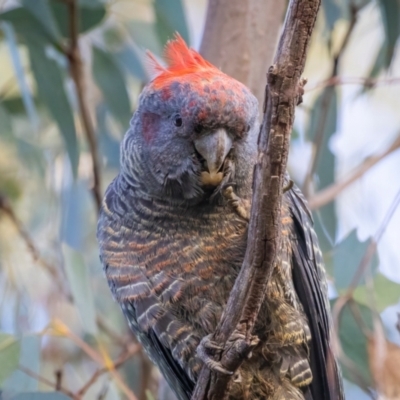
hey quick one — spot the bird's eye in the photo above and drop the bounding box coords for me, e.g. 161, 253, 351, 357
174, 115, 183, 127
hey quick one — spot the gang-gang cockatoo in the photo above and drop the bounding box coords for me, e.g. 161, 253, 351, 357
97, 36, 343, 400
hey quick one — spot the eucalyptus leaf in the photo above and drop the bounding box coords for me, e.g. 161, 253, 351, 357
378, 0, 400, 68
21, 0, 61, 42
49, 2, 106, 37
63, 245, 98, 335
354, 273, 400, 311
97, 104, 120, 169
308, 87, 338, 247
12, 393, 71, 400
0, 102, 13, 140
154, 0, 190, 45
93, 46, 132, 128
334, 230, 379, 290
1, 22, 39, 131
3, 335, 41, 393
60, 181, 93, 250
26, 40, 79, 177
115, 44, 148, 82
0, 7, 60, 48
0, 333, 20, 386
322, 0, 342, 31
331, 299, 374, 389
126, 21, 163, 55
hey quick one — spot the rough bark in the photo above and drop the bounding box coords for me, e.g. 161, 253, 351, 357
192, 0, 321, 399
200, 0, 286, 108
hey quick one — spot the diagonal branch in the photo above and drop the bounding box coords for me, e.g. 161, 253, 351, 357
191, 1, 321, 398
308, 132, 400, 210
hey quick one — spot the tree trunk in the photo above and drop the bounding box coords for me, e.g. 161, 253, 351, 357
200, 0, 286, 108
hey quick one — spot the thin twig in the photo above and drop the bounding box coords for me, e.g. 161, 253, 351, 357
306, 75, 400, 92
191, 1, 321, 398
48, 320, 138, 400
308, 133, 400, 210
76, 343, 140, 397
65, 0, 102, 212
19, 365, 76, 399
0, 194, 70, 298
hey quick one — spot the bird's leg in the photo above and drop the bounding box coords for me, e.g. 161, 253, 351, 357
223, 186, 250, 221
196, 334, 233, 375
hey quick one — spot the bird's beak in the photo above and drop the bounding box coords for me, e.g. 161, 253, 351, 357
194, 128, 232, 186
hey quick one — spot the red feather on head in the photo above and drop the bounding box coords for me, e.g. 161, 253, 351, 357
148, 34, 221, 89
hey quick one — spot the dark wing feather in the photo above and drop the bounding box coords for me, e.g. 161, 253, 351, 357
287, 186, 344, 400
123, 301, 194, 400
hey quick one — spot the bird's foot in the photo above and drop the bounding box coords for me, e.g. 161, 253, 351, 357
223, 186, 250, 221
196, 334, 233, 375
228, 331, 260, 359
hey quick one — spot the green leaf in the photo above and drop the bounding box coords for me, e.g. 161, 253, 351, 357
21, 0, 61, 42
79, 0, 106, 7
362, 43, 387, 95
11, 393, 71, 400
0, 102, 13, 140
0, 7, 59, 47
63, 244, 98, 335
1, 21, 39, 131
15, 138, 46, 177
126, 21, 163, 55
97, 104, 120, 169
3, 335, 41, 393
154, 0, 190, 45
334, 230, 379, 290
322, 0, 342, 31
114, 44, 148, 82
331, 298, 374, 388
26, 41, 79, 177
93, 46, 132, 128
145, 390, 156, 400
378, 0, 400, 68
353, 273, 400, 311
1, 96, 42, 116
60, 181, 93, 249
308, 87, 338, 247
49, 2, 106, 37
0, 333, 20, 386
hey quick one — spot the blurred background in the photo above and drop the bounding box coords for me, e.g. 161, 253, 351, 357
0, 0, 399, 399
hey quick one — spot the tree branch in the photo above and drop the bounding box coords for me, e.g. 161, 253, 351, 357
192, 1, 321, 398
308, 132, 400, 210
65, 0, 102, 212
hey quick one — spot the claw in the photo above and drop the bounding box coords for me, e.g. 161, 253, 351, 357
223, 186, 250, 221
196, 334, 234, 375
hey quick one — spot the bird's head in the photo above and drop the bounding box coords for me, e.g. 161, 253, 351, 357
121, 34, 259, 204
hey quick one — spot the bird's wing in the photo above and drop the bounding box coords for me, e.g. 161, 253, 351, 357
287, 185, 344, 400
122, 297, 194, 400
104, 259, 194, 400
98, 185, 194, 400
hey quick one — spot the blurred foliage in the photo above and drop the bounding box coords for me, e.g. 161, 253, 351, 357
0, 0, 399, 399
